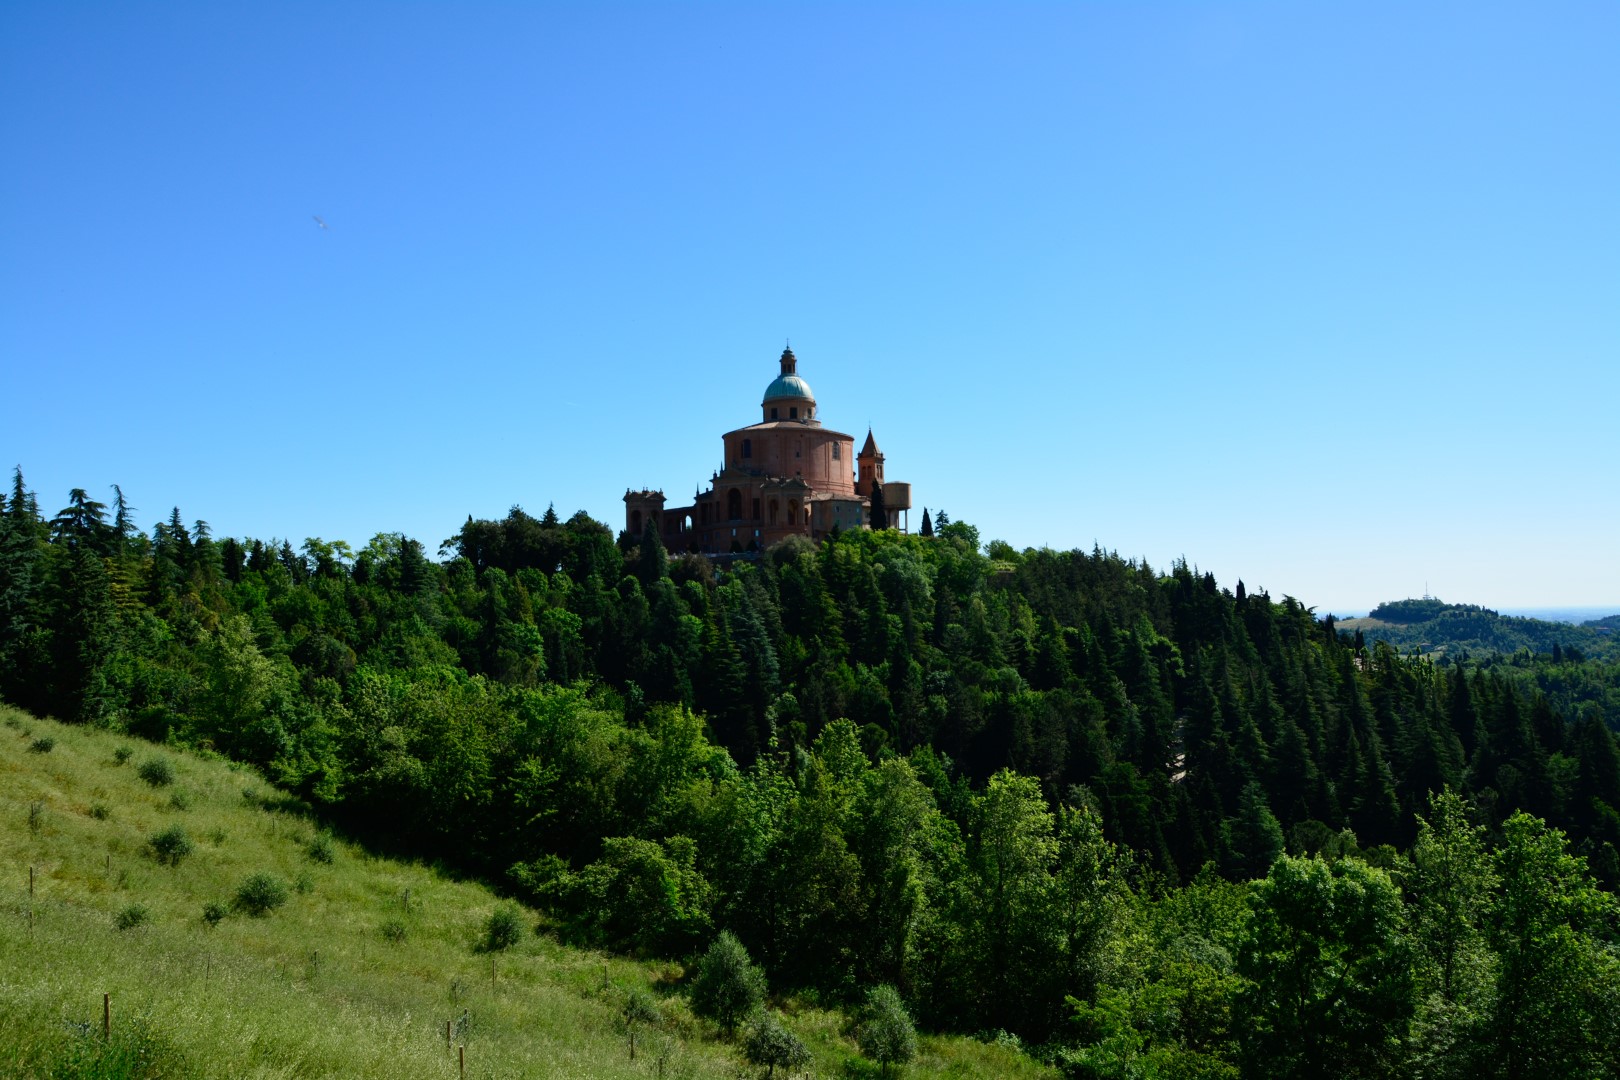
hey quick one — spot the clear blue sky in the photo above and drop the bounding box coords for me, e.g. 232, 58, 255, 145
3, 3, 1616, 612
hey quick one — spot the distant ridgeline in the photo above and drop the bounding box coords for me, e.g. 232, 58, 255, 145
1367, 598, 1496, 624
1346, 597, 1618, 662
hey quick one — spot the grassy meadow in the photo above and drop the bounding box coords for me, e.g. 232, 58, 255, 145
0, 705, 1053, 1079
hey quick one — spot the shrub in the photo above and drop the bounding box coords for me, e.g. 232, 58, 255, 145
380, 918, 407, 943
306, 832, 335, 864
743, 1011, 810, 1077
138, 757, 175, 787
857, 984, 918, 1074
28, 736, 55, 753
623, 987, 662, 1059
234, 872, 289, 916
114, 904, 150, 930
294, 871, 315, 895
482, 903, 525, 951
89, 803, 112, 820
202, 901, 229, 926
689, 930, 766, 1036
168, 790, 192, 811
113, 746, 133, 765
149, 824, 195, 866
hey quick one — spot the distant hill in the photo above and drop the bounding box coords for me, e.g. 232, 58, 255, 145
1337, 597, 1619, 660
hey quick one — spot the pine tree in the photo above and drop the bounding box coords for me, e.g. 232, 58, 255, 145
919, 508, 933, 537
1227, 780, 1285, 878
0, 468, 45, 709
1570, 709, 1620, 844
50, 488, 109, 551
50, 544, 121, 723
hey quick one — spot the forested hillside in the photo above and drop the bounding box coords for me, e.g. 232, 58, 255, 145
1343, 596, 1618, 662
3, 471, 1619, 1077
1339, 598, 1620, 750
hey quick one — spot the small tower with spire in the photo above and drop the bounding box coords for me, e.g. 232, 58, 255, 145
856, 428, 885, 497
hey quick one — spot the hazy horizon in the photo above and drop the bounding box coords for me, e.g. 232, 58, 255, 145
1323, 604, 1619, 624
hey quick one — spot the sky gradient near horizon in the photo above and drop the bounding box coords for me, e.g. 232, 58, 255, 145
3, 3, 1616, 613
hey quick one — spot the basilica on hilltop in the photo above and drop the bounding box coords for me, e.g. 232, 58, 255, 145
624, 346, 911, 554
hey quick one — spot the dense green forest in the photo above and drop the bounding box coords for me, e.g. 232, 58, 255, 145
3, 470, 1618, 1077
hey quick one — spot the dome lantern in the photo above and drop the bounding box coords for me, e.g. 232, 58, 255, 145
762, 346, 816, 421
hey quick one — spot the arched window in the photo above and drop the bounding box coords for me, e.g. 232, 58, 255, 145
630, 509, 642, 536
771, 407, 779, 420
832, 442, 840, 460
788, 499, 799, 524
768, 500, 779, 525
742, 438, 752, 459
727, 489, 742, 520
789, 406, 798, 419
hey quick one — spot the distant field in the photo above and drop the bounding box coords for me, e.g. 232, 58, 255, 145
0, 705, 1053, 1079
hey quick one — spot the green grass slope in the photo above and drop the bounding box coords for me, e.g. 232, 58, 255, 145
0, 706, 1052, 1079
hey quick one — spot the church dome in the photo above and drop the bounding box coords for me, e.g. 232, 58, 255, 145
763, 345, 815, 405
763, 373, 815, 403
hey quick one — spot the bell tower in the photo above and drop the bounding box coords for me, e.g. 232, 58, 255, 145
856, 429, 884, 497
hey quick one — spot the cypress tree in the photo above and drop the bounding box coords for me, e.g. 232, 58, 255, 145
869, 480, 889, 531
635, 519, 668, 586
1446, 665, 1483, 760
110, 484, 138, 556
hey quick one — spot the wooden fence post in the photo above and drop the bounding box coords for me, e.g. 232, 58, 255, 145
103, 993, 110, 1038
459, 1045, 465, 1079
